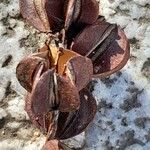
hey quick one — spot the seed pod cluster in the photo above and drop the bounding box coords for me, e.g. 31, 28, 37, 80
17, 0, 130, 149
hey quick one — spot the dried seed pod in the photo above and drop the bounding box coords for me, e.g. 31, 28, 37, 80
25, 69, 80, 137
16, 46, 93, 92
20, 0, 64, 32
65, 55, 93, 91
50, 46, 93, 90
20, 0, 99, 33
26, 91, 59, 136
65, 0, 99, 30
64, 0, 99, 47
77, 0, 99, 24
71, 17, 130, 78
30, 69, 80, 113
16, 51, 50, 92
56, 88, 97, 139
26, 87, 97, 140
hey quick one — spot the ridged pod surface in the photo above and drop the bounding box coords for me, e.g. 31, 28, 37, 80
25, 87, 97, 140
20, 0, 99, 33
71, 18, 130, 78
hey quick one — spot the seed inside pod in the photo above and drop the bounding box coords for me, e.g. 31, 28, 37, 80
49, 46, 77, 72
71, 17, 130, 78
16, 51, 49, 92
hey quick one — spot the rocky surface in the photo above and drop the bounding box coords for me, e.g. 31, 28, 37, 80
0, 0, 150, 150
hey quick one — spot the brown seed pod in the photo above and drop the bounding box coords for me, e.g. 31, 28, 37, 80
49, 46, 93, 91
65, 55, 93, 91
77, 0, 99, 24
16, 51, 50, 92
26, 91, 59, 137
20, 0, 64, 32
30, 69, 80, 113
71, 17, 130, 78
65, 0, 99, 30
25, 68, 80, 137
64, 0, 99, 48
16, 46, 93, 92
55, 88, 97, 140
25, 67, 80, 136
20, 0, 99, 33
26, 87, 97, 140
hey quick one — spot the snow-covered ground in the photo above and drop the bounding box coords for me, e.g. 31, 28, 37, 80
0, 0, 150, 149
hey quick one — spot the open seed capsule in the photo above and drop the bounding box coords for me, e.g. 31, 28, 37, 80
55, 88, 97, 140
71, 17, 130, 78
16, 51, 50, 92
65, 0, 99, 30
26, 87, 97, 140
49, 46, 93, 90
16, 45, 93, 92
20, 0, 64, 32
20, 0, 99, 33
25, 68, 80, 137
31, 69, 80, 113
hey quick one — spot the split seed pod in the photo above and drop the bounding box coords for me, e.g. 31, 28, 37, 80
31, 69, 80, 113
65, 0, 99, 30
49, 46, 93, 90
71, 17, 130, 78
16, 46, 93, 93
20, 0, 64, 32
26, 86, 97, 140
25, 68, 80, 136
55, 88, 97, 140
16, 51, 50, 92
20, 0, 99, 33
